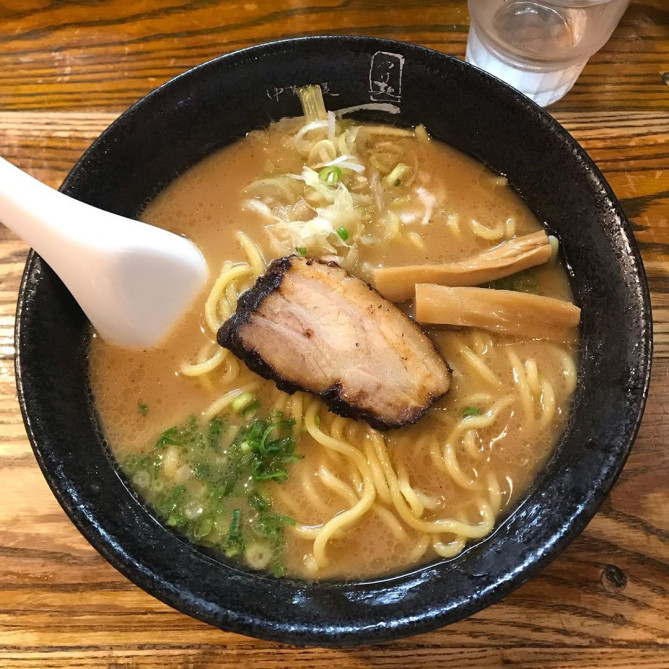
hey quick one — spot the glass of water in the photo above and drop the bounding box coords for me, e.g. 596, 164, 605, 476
466, 0, 630, 106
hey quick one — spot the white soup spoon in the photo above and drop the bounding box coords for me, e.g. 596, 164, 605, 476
0, 157, 208, 347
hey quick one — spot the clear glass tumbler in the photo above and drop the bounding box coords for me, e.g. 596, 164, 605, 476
466, 0, 630, 106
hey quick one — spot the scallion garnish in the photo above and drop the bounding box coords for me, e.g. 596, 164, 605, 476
242, 399, 261, 417
337, 226, 349, 241
318, 165, 342, 185
229, 508, 242, 539
121, 410, 301, 576
462, 406, 482, 417
295, 246, 307, 256
249, 492, 270, 512
231, 391, 257, 415
394, 179, 401, 187
138, 402, 148, 417
208, 417, 225, 451
225, 508, 245, 557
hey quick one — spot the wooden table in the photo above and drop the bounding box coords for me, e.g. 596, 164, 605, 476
0, 1, 667, 666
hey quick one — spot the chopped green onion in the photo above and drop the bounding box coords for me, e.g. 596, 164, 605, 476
195, 462, 211, 479
192, 515, 213, 540
167, 511, 186, 528
254, 510, 296, 538
225, 540, 244, 558
138, 402, 148, 417
273, 512, 296, 526
253, 468, 288, 481
272, 561, 287, 578
296, 246, 307, 256
318, 165, 342, 185
231, 392, 256, 415
462, 406, 482, 417
394, 179, 401, 187
229, 509, 242, 539
208, 417, 225, 451
132, 470, 151, 490
337, 226, 349, 241
155, 427, 177, 449
224, 509, 245, 557
249, 492, 270, 512
241, 400, 261, 417
134, 409, 301, 574
122, 452, 151, 476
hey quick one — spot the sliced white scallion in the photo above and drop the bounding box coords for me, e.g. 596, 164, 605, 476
293, 120, 329, 151
314, 154, 366, 173
244, 542, 272, 570
132, 470, 151, 490
383, 163, 412, 188
385, 211, 400, 241
241, 199, 275, 221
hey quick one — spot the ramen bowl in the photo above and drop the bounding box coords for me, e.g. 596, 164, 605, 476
15, 36, 652, 645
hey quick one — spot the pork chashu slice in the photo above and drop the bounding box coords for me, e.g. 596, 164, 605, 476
217, 256, 451, 430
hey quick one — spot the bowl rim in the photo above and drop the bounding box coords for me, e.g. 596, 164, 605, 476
15, 35, 653, 646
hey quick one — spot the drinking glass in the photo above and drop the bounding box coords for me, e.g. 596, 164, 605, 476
466, 0, 630, 106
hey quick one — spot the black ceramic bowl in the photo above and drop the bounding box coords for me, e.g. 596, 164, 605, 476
15, 36, 652, 645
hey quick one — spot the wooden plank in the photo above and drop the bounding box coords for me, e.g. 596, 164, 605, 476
0, 1, 666, 111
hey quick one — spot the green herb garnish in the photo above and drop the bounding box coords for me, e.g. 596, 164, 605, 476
394, 178, 401, 187
154, 414, 199, 449
295, 246, 307, 256
138, 402, 148, 417
231, 414, 301, 484
120, 410, 300, 576
462, 406, 482, 417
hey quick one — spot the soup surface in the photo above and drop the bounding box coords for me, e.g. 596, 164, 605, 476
90, 95, 578, 580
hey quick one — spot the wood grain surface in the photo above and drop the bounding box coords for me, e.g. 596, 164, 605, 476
0, 1, 667, 667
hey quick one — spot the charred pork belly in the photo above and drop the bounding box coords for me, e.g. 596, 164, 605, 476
217, 256, 451, 430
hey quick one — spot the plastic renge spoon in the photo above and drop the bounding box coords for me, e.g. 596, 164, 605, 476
0, 157, 208, 348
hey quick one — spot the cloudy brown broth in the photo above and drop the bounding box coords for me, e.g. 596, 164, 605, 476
89, 120, 577, 579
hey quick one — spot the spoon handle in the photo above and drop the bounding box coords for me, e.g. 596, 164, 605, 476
0, 157, 208, 347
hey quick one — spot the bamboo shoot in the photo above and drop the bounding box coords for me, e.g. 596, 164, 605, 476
374, 231, 552, 302
415, 284, 580, 342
